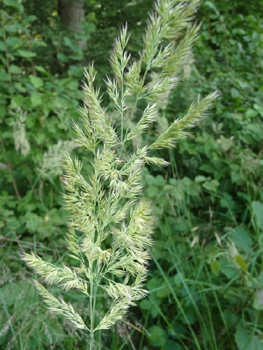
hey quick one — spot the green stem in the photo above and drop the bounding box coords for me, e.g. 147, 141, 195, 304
89, 281, 94, 350
121, 73, 124, 143
121, 62, 151, 149
99, 329, 101, 350
89, 279, 99, 350
89, 168, 101, 349
123, 95, 138, 143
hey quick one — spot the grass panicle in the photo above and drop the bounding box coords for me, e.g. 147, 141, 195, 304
22, 0, 218, 347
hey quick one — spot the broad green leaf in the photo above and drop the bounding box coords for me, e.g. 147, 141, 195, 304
11, 94, 26, 107
17, 50, 36, 58
35, 65, 50, 76
33, 41, 47, 47
146, 186, 159, 197
231, 171, 240, 183
68, 80, 79, 90
175, 219, 188, 232
5, 24, 23, 32
202, 179, 219, 192
199, 164, 214, 173
220, 198, 229, 208
235, 326, 263, 350
201, 246, 220, 259
6, 36, 19, 46
182, 313, 197, 325
24, 212, 43, 232
252, 201, 263, 229
147, 277, 160, 291
3, 0, 19, 7
141, 289, 160, 318
34, 132, 46, 145
58, 77, 73, 87
144, 174, 155, 185
64, 36, 73, 47
26, 113, 36, 128
165, 340, 182, 350
195, 175, 206, 182
245, 109, 258, 118
230, 228, 253, 254
57, 52, 69, 62
25, 203, 36, 212
156, 281, 171, 298
0, 42, 5, 51
30, 92, 42, 106
69, 53, 84, 60
169, 178, 177, 186
149, 326, 166, 346
223, 310, 238, 328
154, 175, 166, 187
29, 74, 43, 88
1, 131, 12, 138
235, 255, 247, 272
23, 15, 37, 24
181, 178, 200, 196
14, 82, 27, 92
254, 104, 263, 117
220, 257, 238, 279
211, 260, 220, 276
231, 88, 239, 98
162, 184, 175, 193
10, 64, 22, 74
140, 299, 151, 310
0, 72, 11, 81
6, 219, 19, 230
174, 272, 185, 286
149, 298, 160, 318
0, 106, 6, 118
67, 65, 82, 77
205, 1, 220, 15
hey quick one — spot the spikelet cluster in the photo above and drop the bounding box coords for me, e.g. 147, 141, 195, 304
40, 139, 77, 178
9, 104, 30, 156
22, 0, 219, 338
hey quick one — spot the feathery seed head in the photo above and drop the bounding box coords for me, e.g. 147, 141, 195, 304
22, 0, 218, 338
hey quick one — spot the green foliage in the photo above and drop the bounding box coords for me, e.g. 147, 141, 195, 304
0, 1, 95, 347
0, 0, 91, 242
136, 1, 263, 349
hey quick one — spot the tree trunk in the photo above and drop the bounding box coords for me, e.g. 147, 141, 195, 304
58, 0, 86, 48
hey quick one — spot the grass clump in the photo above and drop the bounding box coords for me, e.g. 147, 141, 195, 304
22, 0, 218, 348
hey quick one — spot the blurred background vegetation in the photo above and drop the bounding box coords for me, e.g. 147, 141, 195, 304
1, 0, 263, 349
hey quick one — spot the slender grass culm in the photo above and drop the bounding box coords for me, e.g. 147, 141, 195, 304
22, 0, 219, 348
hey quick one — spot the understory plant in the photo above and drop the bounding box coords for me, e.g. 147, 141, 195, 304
22, 0, 218, 348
